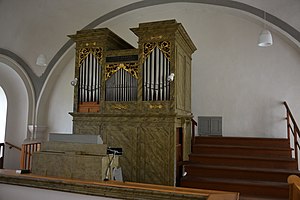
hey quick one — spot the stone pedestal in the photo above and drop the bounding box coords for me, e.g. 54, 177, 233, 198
32, 134, 119, 181
32, 151, 118, 181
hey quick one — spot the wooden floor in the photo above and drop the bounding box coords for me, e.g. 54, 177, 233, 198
0, 169, 239, 200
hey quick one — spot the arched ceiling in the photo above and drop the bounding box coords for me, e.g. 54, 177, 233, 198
0, 0, 299, 100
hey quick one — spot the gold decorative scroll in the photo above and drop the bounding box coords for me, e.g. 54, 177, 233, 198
149, 104, 163, 109
111, 104, 128, 110
143, 42, 156, 58
158, 41, 170, 59
79, 47, 103, 66
105, 63, 138, 80
143, 41, 171, 61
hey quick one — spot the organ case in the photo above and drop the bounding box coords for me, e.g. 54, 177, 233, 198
69, 19, 196, 186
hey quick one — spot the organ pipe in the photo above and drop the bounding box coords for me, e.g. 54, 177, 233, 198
143, 47, 170, 101
78, 53, 101, 103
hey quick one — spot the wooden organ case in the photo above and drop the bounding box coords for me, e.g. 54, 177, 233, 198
69, 20, 196, 186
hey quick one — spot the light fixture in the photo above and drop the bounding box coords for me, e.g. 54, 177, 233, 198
258, 11, 273, 47
70, 78, 78, 86
167, 73, 175, 82
36, 54, 47, 67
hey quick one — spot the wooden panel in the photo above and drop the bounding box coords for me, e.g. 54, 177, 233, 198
0, 169, 240, 200
78, 102, 100, 113
185, 58, 191, 112
74, 123, 102, 136
32, 152, 118, 181
176, 50, 185, 111
104, 125, 138, 182
72, 114, 177, 185
140, 126, 174, 185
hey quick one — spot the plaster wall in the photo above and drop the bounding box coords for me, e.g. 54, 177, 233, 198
46, 3, 300, 138
46, 57, 74, 134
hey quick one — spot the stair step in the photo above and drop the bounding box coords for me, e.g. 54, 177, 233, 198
189, 154, 298, 169
240, 196, 287, 200
180, 176, 289, 199
184, 164, 300, 182
182, 136, 295, 199
194, 136, 290, 148
192, 144, 292, 158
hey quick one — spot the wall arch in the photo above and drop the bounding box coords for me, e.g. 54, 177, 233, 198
0, 59, 32, 168
0, 55, 35, 128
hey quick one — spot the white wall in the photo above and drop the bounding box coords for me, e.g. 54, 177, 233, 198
0, 184, 116, 200
0, 63, 28, 169
45, 3, 300, 138
46, 57, 74, 134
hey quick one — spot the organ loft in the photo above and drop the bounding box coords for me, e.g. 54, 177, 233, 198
33, 19, 196, 186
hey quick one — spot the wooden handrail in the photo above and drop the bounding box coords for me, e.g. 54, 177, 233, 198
191, 118, 198, 152
5, 142, 21, 151
284, 101, 300, 169
288, 175, 300, 200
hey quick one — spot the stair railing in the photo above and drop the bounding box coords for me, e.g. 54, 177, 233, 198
20, 142, 41, 170
5, 141, 22, 151
191, 118, 198, 152
284, 101, 300, 168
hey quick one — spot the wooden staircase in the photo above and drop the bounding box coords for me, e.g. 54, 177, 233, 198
180, 136, 300, 200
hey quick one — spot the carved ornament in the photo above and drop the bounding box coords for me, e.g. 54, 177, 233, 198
105, 63, 138, 80
149, 105, 163, 109
79, 47, 103, 66
111, 104, 128, 110
143, 41, 170, 61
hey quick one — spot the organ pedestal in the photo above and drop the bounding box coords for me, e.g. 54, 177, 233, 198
69, 19, 196, 185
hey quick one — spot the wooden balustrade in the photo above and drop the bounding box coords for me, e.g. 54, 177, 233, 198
191, 118, 197, 152
20, 143, 41, 170
288, 175, 300, 200
284, 101, 300, 168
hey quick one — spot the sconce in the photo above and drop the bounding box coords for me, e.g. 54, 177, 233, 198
167, 73, 175, 82
70, 78, 78, 86
36, 54, 47, 67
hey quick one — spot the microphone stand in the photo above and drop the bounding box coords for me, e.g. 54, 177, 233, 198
104, 149, 118, 181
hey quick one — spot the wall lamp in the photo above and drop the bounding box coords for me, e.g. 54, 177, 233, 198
36, 54, 47, 67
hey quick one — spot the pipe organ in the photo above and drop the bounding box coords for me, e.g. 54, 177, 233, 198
69, 20, 196, 186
